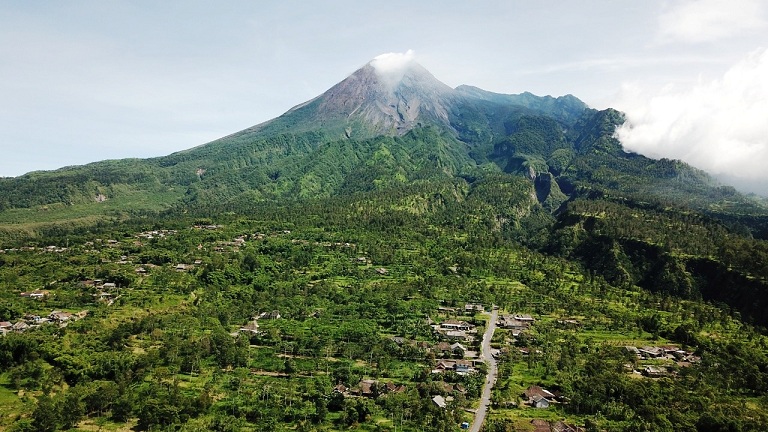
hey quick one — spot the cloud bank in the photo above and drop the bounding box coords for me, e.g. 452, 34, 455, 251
614, 49, 768, 191
370, 49, 416, 87
657, 0, 767, 43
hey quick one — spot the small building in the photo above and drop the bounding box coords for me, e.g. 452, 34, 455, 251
239, 320, 260, 335
556, 319, 582, 328
257, 310, 281, 320
12, 321, 29, 332
440, 320, 474, 331
352, 379, 377, 397
20, 290, 49, 299
451, 342, 468, 353
49, 311, 73, 322
384, 382, 406, 393
435, 341, 452, 354
454, 363, 471, 374
524, 385, 556, 408
643, 366, 666, 377
432, 395, 447, 409
498, 316, 530, 330
624, 346, 641, 357
464, 303, 484, 314
639, 346, 664, 358
531, 395, 550, 408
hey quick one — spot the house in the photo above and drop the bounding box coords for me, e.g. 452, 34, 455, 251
12, 321, 30, 332
20, 290, 48, 299
439, 320, 473, 331
0, 321, 12, 330
454, 362, 472, 374
643, 366, 666, 377
639, 346, 664, 358
556, 319, 582, 328
498, 316, 530, 330
435, 342, 452, 354
624, 346, 641, 357
513, 314, 535, 322
102, 282, 117, 290
333, 384, 348, 394
49, 311, 73, 322
524, 385, 556, 400
451, 342, 468, 356
384, 382, 406, 393
239, 320, 260, 335
523, 385, 556, 407
95, 292, 114, 302
464, 303, 484, 314
443, 330, 468, 340
375, 267, 388, 275
432, 359, 456, 373
531, 395, 550, 408
353, 379, 377, 397
432, 395, 447, 409
257, 310, 281, 320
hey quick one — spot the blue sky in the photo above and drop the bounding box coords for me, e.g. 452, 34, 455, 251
1, 1, 767, 192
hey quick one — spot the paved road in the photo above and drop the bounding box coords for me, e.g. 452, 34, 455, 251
470, 308, 498, 432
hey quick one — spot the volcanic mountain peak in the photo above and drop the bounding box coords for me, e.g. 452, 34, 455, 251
247, 53, 461, 139
312, 54, 457, 135
368, 49, 421, 89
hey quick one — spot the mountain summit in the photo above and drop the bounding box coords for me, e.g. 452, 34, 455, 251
251, 52, 460, 139
316, 57, 457, 135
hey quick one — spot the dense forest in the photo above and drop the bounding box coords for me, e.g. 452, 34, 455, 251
1, 170, 768, 431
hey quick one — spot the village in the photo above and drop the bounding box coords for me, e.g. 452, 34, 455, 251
0, 308, 88, 336
0, 222, 724, 432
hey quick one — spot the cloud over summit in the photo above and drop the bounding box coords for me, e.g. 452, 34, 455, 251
370, 50, 416, 87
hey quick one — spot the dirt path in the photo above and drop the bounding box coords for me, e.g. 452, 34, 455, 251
470, 308, 498, 432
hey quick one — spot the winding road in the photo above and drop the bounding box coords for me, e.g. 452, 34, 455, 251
470, 307, 498, 432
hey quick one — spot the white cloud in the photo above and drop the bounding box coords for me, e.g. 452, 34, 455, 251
614, 48, 768, 186
370, 49, 416, 87
657, 0, 767, 43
